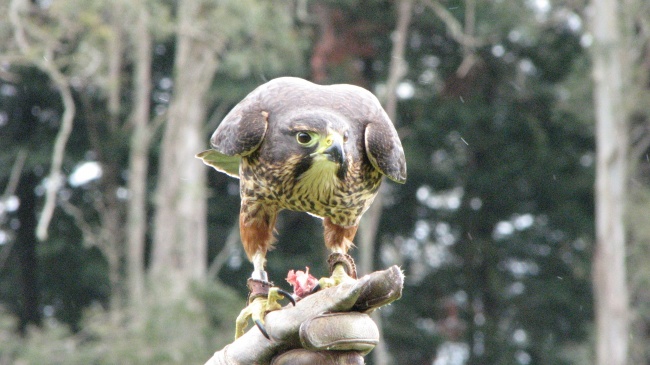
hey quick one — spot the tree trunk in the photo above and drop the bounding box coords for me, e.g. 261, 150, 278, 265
126, 3, 152, 314
591, 0, 630, 364
150, 0, 222, 299
16, 172, 42, 334
99, 10, 127, 316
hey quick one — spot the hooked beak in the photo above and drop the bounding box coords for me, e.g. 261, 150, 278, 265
308, 131, 348, 180
311, 132, 346, 166
321, 132, 345, 166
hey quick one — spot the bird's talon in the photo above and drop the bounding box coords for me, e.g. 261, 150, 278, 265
235, 284, 293, 339
316, 268, 355, 290
310, 282, 321, 294
276, 288, 297, 306
254, 319, 271, 340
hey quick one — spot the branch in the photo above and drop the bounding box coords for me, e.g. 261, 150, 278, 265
9, 0, 77, 241
34, 48, 76, 241
144, 111, 167, 144
59, 200, 99, 247
207, 222, 240, 280
0, 149, 28, 271
631, 131, 650, 164
1, 149, 27, 199
9, 0, 30, 54
421, 0, 483, 78
204, 266, 404, 365
420, 0, 484, 49
107, 5, 124, 132
383, 0, 413, 120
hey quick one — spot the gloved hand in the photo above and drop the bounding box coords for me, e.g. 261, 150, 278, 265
204, 265, 403, 365
270, 312, 377, 365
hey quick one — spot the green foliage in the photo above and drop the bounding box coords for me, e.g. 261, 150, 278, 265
0, 281, 243, 365
628, 188, 650, 363
348, 2, 596, 364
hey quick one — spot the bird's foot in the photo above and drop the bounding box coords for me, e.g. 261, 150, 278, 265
235, 277, 295, 340
316, 253, 358, 291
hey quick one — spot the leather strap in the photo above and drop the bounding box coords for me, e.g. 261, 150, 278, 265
247, 278, 273, 303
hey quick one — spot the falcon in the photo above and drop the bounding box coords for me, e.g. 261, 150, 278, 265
197, 77, 406, 339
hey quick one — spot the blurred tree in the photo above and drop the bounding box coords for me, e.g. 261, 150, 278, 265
125, 1, 154, 317
590, 0, 629, 364
0, 0, 304, 330
2, 0, 149, 317
622, 0, 650, 363
150, 0, 214, 301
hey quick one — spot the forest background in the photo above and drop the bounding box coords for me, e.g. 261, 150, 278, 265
0, 0, 648, 364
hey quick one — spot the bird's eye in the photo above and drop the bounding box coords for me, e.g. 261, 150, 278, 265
343, 131, 349, 142
296, 132, 312, 145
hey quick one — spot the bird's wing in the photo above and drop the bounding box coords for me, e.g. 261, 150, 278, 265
364, 114, 407, 184
324, 83, 407, 184
195, 150, 241, 178
210, 89, 269, 157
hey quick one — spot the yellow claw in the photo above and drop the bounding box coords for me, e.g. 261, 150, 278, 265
317, 263, 357, 290
234, 287, 289, 340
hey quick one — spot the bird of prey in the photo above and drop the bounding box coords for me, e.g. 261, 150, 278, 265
197, 77, 406, 339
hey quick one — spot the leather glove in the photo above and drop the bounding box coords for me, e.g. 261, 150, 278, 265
271, 312, 378, 365
204, 266, 403, 365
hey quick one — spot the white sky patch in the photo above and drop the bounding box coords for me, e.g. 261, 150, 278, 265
529, 0, 550, 14
495, 221, 515, 237
159, 77, 173, 90
513, 328, 528, 345
508, 30, 522, 43
580, 33, 593, 48
505, 259, 540, 278
516, 350, 532, 364
417, 185, 464, 211
470, 197, 482, 210
433, 341, 470, 365
518, 59, 536, 75
491, 44, 505, 58
69, 161, 102, 187
414, 220, 430, 241
0, 196, 20, 213
116, 187, 130, 200
494, 214, 535, 239
1, 84, 17, 97
566, 12, 582, 32
514, 214, 534, 230
396, 81, 415, 99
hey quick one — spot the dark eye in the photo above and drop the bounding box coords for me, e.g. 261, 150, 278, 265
296, 132, 312, 145
343, 131, 349, 142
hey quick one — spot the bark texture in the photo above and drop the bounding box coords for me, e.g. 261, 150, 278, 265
591, 0, 630, 363
151, 0, 225, 298
127, 3, 153, 311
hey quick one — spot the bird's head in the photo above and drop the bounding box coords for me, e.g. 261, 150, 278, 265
292, 127, 349, 181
